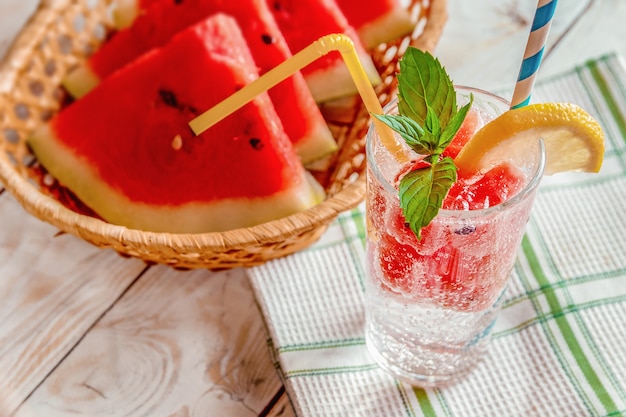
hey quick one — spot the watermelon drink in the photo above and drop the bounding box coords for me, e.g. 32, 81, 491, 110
364, 87, 545, 387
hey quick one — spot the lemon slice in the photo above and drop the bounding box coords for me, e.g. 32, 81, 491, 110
454, 103, 605, 175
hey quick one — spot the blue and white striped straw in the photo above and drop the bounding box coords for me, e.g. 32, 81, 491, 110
510, 0, 559, 109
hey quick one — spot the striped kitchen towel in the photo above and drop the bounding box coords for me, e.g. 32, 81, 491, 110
248, 53, 626, 417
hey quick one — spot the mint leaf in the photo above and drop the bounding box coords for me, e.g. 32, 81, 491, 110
372, 114, 430, 155
436, 100, 472, 154
396, 48, 457, 129
424, 106, 442, 140
399, 157, 457, 239
373, 109, 442, 156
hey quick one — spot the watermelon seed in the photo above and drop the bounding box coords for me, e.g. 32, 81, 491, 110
261, 34, 274, 45
249, 138, 264, 150
172, 134, 183, 150
158, 89, 197, 114
159, 89, 179, 108
454, 225, 476, 235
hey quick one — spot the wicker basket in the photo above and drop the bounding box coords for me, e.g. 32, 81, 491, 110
0, 0, 447, 270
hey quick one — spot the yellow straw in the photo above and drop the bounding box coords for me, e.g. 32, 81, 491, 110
188, 33, 405, 162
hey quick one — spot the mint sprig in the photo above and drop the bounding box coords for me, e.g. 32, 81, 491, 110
399, 157, 457, 238
373, 48, 472, 239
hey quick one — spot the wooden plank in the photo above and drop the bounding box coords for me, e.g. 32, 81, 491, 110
0, 195, 148, 415
14, 265, 286, 416
436, 0, 592, 95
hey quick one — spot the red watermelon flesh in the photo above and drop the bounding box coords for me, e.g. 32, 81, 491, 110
267, 0, 382, 102
64, 0, 337, 164
29, 14, 324, 233
334, 0, 415, 49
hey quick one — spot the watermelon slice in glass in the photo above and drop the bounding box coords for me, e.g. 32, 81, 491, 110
64, 0, 337, 164
29, 14, 324, 233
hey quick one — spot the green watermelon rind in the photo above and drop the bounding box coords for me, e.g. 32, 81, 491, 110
305, 51, 382, 103
357, 7, 415, 49
28, 124, 325, 233
112, 0, 140, 29
62, 65, 99, 99
295, 122, 339, 164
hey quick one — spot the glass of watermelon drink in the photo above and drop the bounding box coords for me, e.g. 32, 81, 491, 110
364, 87, 546, 387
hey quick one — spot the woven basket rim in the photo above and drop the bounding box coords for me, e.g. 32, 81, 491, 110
0, 0, 447, 258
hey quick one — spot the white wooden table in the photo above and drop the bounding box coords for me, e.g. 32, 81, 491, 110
1, 1, 625, 416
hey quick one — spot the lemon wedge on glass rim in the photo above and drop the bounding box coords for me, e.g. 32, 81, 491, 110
454, 102, 605, 175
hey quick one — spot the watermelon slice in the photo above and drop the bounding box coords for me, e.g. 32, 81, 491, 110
112, 0, 414, 49
334, 0, 415, 49
110, 0, 382, 102
268, 0, 382, 102
64, 0, 337, 164
29, 14, 324, 233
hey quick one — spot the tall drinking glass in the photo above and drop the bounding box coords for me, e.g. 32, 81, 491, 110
364, 87, 545, 387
